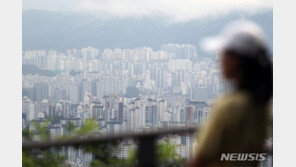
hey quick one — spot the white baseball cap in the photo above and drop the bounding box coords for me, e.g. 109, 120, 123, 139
200, 19, 268, 56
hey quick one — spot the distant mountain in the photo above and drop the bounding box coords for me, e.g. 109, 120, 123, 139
23, 9, 273, 56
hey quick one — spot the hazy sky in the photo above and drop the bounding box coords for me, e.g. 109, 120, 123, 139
23, 0, 273, 22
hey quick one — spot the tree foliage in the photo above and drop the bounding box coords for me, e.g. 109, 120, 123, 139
75, 119, 100, 136
23, 119, 186, 167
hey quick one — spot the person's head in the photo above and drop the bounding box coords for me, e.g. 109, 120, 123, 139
202, 20, 273, 104
221, 33, 273, 105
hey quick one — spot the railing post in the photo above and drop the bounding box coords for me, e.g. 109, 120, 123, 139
137, 135, 157, 167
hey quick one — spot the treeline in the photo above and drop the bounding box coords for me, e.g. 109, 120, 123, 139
22, 118, 185, 167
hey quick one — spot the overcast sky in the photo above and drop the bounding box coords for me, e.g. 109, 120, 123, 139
23, 0, 273, 22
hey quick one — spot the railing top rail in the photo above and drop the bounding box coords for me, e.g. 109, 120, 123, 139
22, 127, 197, 150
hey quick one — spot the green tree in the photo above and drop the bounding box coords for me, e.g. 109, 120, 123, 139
75, 119, 100, 136
66, 122, 75, 136
157, 141, 185, 166
124, 141, 185, 167
23, 120, 65, 167
23, 151, 66, 167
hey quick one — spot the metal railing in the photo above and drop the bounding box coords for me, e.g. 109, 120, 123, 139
22, 126, 272, 167
23, 127, 197, 167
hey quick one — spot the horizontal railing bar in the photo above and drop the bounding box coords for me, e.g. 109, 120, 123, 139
23, 127, 197, 150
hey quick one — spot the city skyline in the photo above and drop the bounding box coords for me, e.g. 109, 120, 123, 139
21, 2, 273, 166
22, 43, 228, 166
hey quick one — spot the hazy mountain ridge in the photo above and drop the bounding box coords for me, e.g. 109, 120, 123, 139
23, 9, 273, 54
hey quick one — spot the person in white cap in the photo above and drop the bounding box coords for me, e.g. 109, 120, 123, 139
190, 20, 272, 167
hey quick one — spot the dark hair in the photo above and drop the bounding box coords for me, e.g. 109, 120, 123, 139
225, 47, 273, 105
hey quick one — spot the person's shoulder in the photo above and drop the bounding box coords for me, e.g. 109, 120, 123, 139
227, 91, 251, 103
215, 91, 252, 113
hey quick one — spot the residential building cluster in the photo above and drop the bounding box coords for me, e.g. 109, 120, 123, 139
22, 44, 230, 166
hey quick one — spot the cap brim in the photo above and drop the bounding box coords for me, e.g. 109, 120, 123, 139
200, 35, 226, 52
